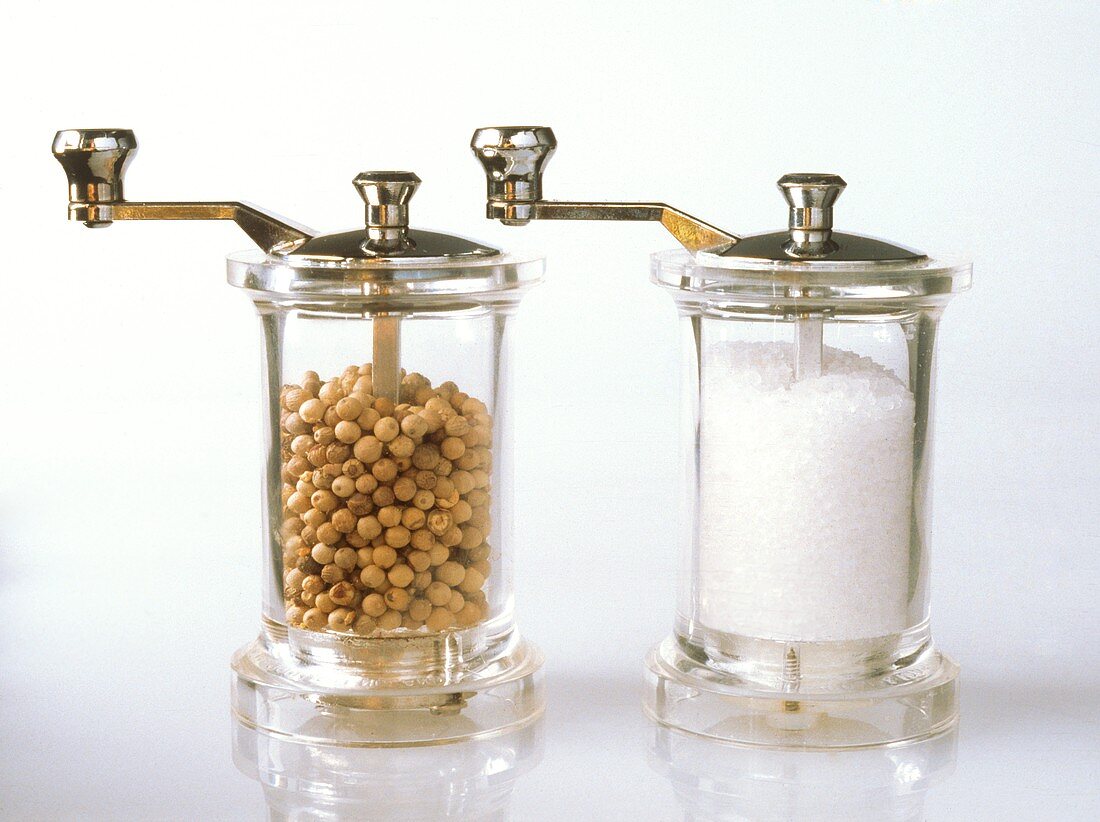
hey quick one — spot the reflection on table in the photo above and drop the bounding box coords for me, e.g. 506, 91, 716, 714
649, 725, 957, 822
234, 714, 544, 821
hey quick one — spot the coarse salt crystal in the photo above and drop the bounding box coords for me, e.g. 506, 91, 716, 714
697, 341, 915, 641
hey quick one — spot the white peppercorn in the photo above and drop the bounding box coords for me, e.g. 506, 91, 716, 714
369, 610, 395, 631
329, 581, 357, 606
458, 567, 485, 594
299, 398, 326, 424
311, 544, 336, 565
301, 508, 326, 529
387, 563, 415, 588
372, 545, 397, 569
334, 420, 361, 444
446, 590, 465, 613
331, 476, 356, 499
328, 608, 355, 630
357, 515, 382, 541
362, 593, 387, 617
336, 396, 364, 421
372, 458, 398, 483
353, 435, 383, 464
393, 476, 417, 502
318, 381, 344, 404
286, 605, 306, 625
426, 607, 455, 632
377, 505, 402, 528
384, 587, 411, 612
331, 508, 357, 534
360, 565, 386, 588
426, 581, 452, 607
436, 561, 465, 587
333, 547, 358, 571
284, 414, 311, 436
373, 417, 400, 443
311, 489, 338, 513
409, 598, 432, 623
280, 368, 494, 636
354, 615, 377, 634
388, 435, 415, 459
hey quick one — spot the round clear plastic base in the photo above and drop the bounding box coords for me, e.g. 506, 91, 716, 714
644, 634, 958, 750
232, 626, 543, 747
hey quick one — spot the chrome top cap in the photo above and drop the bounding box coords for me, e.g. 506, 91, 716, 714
281, 170, 500, 264
712, 173, 925, 266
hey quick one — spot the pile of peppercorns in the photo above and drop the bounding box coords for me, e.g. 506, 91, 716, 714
277, 364, 493, 635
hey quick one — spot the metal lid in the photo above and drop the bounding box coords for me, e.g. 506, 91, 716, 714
273, 171, 501, 264
654, 174, 969, 304
700, 174, 925, 268
226, 169, 544, 301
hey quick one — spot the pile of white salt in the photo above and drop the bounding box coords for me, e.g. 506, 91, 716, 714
698, 341, 915, 641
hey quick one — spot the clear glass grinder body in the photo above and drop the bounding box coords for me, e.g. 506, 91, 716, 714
645, 225, 971, 748
227, 242, 546, 746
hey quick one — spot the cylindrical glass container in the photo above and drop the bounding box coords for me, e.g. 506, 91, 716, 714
644, 176, 971, 748
227, 223, 545, 745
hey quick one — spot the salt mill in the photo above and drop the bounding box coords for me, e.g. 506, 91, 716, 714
472, 126, 971, 748
54, 128, 545, 745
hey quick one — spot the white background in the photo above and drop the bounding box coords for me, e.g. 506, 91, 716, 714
1, 1, 1098, 819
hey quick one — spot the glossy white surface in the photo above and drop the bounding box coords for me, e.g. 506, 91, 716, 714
3, 0, 1099, 818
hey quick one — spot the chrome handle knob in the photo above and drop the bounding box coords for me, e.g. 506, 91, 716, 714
52, 129, 137, 226
470, 126, 556, 225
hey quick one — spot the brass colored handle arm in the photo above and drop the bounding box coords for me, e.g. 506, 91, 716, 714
489, 200, 738, 254
69, 201, 314, 252
53, 129, 315, 253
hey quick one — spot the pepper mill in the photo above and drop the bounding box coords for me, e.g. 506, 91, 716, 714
54, 128, 546, 746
